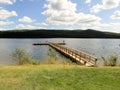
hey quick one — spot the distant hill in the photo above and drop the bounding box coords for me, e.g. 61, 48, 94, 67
0, 29, 120, 38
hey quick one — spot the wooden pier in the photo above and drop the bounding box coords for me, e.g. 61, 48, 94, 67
33, 42, 97, 66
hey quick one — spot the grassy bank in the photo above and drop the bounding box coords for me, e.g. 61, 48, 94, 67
0, 65, 120, 90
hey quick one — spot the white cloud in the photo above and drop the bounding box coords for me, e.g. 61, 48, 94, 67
98, 23, 120, 33
0, 9, 17, 20
40, 22, 48, 26
44, 0, 77, 11
76, 13, 101, 25
0, 28, 5, 31
15, 24, 46, 29
0, 0, 16, 4
85, 0, 91, 4
91, 4, 103, 13
15, 24, 36, 29
18, 16, 35, 23
103, 0, 120, 9
110, 10, 120, 19
91, 0, 120, 13
0, 21, 14, 26
82, 22, 120, 33
42, 0, 101, 26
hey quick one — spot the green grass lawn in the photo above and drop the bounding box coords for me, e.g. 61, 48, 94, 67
0, 65, 120, 90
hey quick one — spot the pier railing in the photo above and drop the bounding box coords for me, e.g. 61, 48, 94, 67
49, 43, 97, 66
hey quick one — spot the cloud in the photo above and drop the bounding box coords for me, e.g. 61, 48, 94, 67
18, 16, 35, 23
76, 13, 101, 25
0, 8, 17, 20
0, 0, 16, 4
39, 22, 48, 26
85, 0, 91, 4
91, 4, 103, 13
110, 10, 120, 19
0, 28, 5, 31
99, 23, 120, 33
15, 24, 46, 29
82, 22, 120, 33
42, 0, 101, 26
15, 24, 36, 29
91, 0, 120, 13
0, 21, 14, 26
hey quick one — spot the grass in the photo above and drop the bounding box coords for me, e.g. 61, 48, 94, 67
0, 65, 120, 90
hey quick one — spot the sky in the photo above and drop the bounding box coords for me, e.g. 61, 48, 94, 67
0, 0, 120, 33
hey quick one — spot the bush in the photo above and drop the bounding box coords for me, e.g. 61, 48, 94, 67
47, 47, 58, 64
12, 48, 39, 65
47, 58, 59, 64
102, 54, 118, 66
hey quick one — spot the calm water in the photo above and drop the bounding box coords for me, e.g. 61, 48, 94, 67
0, 39, 120, 66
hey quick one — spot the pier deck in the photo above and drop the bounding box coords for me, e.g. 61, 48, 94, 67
33, 42, 97, 66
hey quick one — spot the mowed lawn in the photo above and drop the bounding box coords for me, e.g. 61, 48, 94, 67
0, 65, 120, 90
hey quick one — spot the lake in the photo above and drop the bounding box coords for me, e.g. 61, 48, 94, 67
0, 39, 120, 66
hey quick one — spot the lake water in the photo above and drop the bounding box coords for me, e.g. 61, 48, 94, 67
0, 39, 120, 66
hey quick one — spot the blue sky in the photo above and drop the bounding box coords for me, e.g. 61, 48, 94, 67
0, 0, 120, 33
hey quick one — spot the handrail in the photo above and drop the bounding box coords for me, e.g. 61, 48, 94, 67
49, 43, 97, 66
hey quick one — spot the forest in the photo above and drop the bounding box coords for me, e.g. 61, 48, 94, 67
0, 29, 120, 38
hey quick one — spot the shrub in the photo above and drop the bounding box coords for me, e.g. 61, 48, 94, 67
101, 56, 108, 66
102, 54, 118, 66
47, 58, 59, 64
12, 48, 39, 65
47, 47, 58, 64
